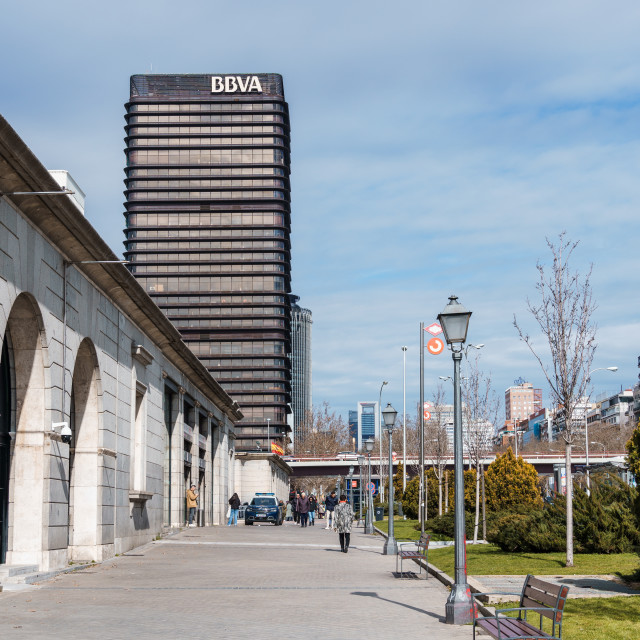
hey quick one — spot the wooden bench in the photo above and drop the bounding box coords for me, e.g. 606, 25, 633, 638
473, 574, 570, 639
395, 533, 431, 578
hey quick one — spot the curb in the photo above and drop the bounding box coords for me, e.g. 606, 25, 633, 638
373, 525, 494, 617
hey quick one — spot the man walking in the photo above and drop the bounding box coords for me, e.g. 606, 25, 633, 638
297, 491, 310, 527
325, 490, 338, 530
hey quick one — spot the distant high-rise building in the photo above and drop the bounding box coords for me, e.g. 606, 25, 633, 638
357, 402, 379, 451
290, 295, 312, 447
505, 381, 542, 422
123, 74, 293, 452
348, 410, 358, 451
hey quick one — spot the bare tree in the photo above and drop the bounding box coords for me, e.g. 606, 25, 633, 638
462, 355, 501, 543
424, 385, 450, 516
296, 402, 349, 457
514, 233, 597, 567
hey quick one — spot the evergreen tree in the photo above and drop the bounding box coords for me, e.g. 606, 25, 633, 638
484, 447, 542, 512
626, 420, 640, 484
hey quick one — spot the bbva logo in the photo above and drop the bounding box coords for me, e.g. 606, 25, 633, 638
211, 76, 263, 93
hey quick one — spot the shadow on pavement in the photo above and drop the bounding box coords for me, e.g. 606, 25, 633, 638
352, 591, 445, 622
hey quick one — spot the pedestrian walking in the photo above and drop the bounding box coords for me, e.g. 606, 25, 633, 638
186, 484, 198, 527
334, 494, 354, 553
227, 492, 241, 526
325, 490, 338, 529
308, 494, 317, 526
285, 501, 293, 521
297, 491, 310, 527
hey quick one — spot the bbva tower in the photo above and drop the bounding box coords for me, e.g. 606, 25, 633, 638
123, 74, 293, 453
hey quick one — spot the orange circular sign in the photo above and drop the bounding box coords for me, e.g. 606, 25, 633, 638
427, 337, 444, 355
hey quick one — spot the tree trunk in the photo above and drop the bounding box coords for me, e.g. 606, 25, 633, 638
481, 464, 486, 541
445, 470, 449, 514
565, 440, 574, 567
438, 467, 443, 516
473, 464, 480, 544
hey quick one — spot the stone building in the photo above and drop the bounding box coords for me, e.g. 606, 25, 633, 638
0, 115, 243, 571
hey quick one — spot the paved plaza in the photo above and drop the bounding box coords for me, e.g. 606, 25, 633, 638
0, 520, 474, 640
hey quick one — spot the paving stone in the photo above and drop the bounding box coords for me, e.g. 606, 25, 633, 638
0, 521, 474, 639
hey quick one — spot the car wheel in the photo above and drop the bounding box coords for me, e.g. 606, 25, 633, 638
246, 521, 253, 526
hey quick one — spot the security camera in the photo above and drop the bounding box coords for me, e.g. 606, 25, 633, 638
52, 421, 72, 444
61, 424, 72, 445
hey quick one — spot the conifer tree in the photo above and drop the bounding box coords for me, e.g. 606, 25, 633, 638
484, 447, 542, 512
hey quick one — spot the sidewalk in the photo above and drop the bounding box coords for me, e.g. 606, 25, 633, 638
0, 520, 474, 640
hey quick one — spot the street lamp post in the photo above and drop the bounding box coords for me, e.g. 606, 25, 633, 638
379, 381, 388, 502
348, 465, 354, 505
591, 441, 606, 458
382, 403, 398, 555
585, 367, 618, 494
364, 437, 375, 534
358, 454, 365, 525
438, 295, 474, 625
266, 417, 271, 453
402, 346, 408, 493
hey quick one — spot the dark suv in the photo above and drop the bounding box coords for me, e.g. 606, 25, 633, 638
244, 493, 283, 526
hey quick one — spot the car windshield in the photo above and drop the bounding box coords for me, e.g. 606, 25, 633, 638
251, 498, 276, 506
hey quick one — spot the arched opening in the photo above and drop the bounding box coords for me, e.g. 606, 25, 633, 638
68, 338, 101, 561
4, 293, 48, 566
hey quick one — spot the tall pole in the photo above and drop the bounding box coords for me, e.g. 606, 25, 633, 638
445, 349, 473, 624
585, 414, 590, 495
365, 452, 374, 534
378, 381, 387, 502
382, 426, 398, 554
267, 417, 270, 453
402, 346, 407, 493
359, 464, 363, 524
419, 323, 425, 534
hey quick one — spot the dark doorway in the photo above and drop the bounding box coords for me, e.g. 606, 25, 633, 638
0, 337, 12, 564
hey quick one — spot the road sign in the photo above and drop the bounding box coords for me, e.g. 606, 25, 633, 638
351, 480, 357, 488
367, 482, 376, 494
425, 322, 442, 336
392, 451, 397, 462
423, 410, 432, 421
423, 401, 433, 409
426, 337, 444, 355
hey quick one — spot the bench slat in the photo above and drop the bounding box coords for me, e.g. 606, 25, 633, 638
523, 587, 559, 608
521, 596, 556, 620
478, 616, 552, 639
527, 576, 563, 596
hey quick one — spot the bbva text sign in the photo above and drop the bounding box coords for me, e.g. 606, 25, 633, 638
211, 76, 263, 93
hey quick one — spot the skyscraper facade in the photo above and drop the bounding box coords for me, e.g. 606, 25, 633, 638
357, 401, 378, 451
123, 74, 292, 452
290, 295, 312, 449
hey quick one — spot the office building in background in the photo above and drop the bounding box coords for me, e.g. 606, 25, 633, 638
357, 401, 378, 451
123, 73, 293, 452
290, 295, 312, 449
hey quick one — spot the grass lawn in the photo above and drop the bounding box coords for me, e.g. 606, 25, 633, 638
428, 544, 640, 579
375, 518, 451, 542
494, 597, 640, 640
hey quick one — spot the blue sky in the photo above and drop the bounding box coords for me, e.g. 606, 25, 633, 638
2, 1, 639, 421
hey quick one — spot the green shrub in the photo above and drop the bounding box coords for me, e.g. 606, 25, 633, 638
487, 474, 640, 554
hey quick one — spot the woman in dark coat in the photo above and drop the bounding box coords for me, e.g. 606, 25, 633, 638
227, 492, 241, 526
296, 491, 310, 527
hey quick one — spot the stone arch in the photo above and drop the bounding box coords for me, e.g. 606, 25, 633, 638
68, 338, 103, 561
4, 292, 50, 566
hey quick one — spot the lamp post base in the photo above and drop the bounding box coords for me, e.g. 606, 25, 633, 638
445, 583, 475, 625
364, 520, 374, 534
382, 537, 398, 555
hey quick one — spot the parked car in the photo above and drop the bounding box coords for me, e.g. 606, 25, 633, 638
244, 493, 283, 526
